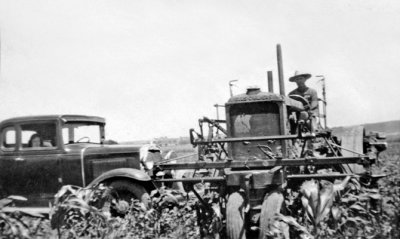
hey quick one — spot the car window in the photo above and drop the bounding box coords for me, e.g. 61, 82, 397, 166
21, 122, 57, 150
62, 123, 101, 144
1, 127, 16, 151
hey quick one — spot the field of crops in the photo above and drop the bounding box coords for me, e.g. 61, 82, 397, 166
1, 143, 399, 238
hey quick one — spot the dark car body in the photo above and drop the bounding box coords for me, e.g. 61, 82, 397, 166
0, 115, 152, 207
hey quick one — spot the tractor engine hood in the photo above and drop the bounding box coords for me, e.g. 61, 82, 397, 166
226, 89, 304, 111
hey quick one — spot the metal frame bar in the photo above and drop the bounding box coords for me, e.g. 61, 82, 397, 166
154, 177, 225, 183
156, 156, 366, 170
192, 134, 314, 145
154, 173, 360, 184
286, 173, 357, 179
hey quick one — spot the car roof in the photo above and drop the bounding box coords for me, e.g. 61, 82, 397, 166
0, 115, 106, 125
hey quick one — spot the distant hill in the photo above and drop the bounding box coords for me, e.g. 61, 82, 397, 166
333, 120, 400, 142
363, 120, 400, 142
363, 120, 400, 135
120, 137, 191, 146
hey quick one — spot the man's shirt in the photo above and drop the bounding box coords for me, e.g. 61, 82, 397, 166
289, 87, 319, 115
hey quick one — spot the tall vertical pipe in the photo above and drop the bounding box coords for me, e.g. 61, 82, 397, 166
277, 44, 285, 95
321, 77, 327, 127
316, 75, 327, 128
0, 30, 2, 78
277, 44, 288, 157
267, 71, 274, 93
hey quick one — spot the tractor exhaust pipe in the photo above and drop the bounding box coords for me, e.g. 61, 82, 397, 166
277, 44, 285, 95
267, 71, 274, 93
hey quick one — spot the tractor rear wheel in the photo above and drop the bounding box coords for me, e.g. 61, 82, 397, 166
226, 192, 247, 239
258, 192, 288, 239
102, 180, 151, 216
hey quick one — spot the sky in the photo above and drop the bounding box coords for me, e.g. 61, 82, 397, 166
0, 0, 399, 141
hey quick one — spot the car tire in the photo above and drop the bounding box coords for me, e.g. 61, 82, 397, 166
102, 179, 151, 216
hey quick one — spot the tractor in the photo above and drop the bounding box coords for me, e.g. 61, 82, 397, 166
154, 45, 387, 238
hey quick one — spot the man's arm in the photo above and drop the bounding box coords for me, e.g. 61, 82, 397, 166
288, 89, 297, 96
309, 88, 319, 114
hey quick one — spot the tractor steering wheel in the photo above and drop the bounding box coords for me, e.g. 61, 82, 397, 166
289, 94, 310, 110
76, 136, 90, 143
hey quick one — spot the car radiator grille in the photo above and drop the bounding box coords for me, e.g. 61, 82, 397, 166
91, 158, 128, 178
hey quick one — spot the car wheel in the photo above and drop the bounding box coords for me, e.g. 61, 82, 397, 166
102, 179, 151, 216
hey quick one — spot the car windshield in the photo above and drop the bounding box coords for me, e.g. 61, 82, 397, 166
62, 122, 102, 144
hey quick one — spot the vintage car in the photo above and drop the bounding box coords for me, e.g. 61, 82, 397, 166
0, 115, 158, 213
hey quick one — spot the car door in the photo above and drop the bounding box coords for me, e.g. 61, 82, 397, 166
0, 125, 19, 198
12, 121, 63, 206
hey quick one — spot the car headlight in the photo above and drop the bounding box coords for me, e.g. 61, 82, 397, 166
144, 160, 154, 170
140, 144, 161, 171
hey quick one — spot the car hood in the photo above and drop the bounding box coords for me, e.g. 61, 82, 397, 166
64, 143, 142, 154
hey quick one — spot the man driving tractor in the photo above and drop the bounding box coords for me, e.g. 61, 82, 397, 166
288, 71, 319, 134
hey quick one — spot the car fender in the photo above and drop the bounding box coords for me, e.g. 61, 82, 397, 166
87, 168, 153, 189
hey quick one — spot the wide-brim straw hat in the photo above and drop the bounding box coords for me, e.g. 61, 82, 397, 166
289, 71, 312, 82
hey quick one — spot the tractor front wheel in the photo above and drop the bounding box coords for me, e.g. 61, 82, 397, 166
226, 192, 247, 239
258, 191, 288, 239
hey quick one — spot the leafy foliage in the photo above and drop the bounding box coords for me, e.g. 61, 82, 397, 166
0, 195, 46, 238
48, 184, 201, 238
375, 142, 400, 238
105, 188, 200, 239
279, 143, 400, 238
50, 184, 111, 238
